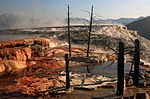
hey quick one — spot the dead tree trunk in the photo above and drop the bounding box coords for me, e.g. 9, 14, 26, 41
133, 39, 140, 86
67, 5, 71, 57
86, 5, 93, 73
65, 54, 70, 89
117, 42, 124, 95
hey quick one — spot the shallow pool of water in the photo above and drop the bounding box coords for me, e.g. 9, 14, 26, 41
0, 34, 36, 41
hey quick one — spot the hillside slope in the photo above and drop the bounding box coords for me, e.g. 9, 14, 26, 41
0, 13, 52, 29
126, 16, 150, 40
0, 13, 138, 30
0, 13, 40, 29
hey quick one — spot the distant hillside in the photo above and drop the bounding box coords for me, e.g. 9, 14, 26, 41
68, 18, 89, 25
0, 13, 53, 30
113, 18, 135, 25
0, 13, 146, 30
0, 13, 40, 29
94, 18, 136, 25
126, 16, 150, 40
69, 17, 136, 25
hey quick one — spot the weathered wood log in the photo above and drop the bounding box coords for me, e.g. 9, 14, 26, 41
133, 39, 140, 86
117, 42, 124, 95
65, 54, 70, 89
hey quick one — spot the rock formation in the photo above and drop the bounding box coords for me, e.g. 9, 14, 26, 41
0, 37, 68, 76
0, 60, 26, 76
0, 37, 53, 49
1, 25, 149, 97
0, 47, 31, 61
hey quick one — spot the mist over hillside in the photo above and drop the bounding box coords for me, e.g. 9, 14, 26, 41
0, 13, 40, 29
0, 13, 144, 30
0, 13, 58, 29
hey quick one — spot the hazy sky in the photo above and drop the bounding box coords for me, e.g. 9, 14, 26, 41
0, 0, 150, 19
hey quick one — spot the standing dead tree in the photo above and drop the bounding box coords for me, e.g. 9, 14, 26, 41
86, 5, 94, 73
117, 42, 124, 95
133, 39, 140, 86
67, 5, 71, 57
116, 39, 140, 95
65, 54, 70, 89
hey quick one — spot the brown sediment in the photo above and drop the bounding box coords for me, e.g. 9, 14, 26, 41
0, 37, 51, 49
0, 37, 119, 98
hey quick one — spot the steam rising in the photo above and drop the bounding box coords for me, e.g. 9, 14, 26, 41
0, 0, 130, 29
0, 0, 66, 29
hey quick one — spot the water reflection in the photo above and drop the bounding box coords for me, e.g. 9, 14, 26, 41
0, 34, 35, 41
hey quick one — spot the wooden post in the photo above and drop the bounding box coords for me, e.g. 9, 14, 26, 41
67, 5, 71, 57
133, 39, 140, 87
86, 5, 93, 73
65, 54, 70, 89
117, 42, 124, 95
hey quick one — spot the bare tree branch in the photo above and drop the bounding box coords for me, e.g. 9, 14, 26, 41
102, 60, 115, 69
